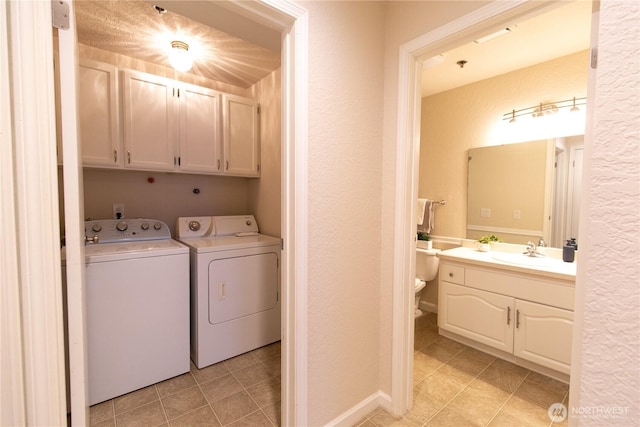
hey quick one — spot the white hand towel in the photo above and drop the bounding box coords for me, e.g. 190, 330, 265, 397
417, 199, 434, 233
416, 198, 427, 226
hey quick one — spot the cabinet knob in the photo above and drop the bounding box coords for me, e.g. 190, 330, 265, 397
449, 272, 454, 277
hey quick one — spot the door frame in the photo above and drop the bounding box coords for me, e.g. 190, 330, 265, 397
390, 0, 575, 414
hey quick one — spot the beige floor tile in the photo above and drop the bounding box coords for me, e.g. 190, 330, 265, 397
414, 328, 440, 350
409, 393, 445, 423
356, 419, 378, 427
191, 361, 231, 384
413, 369, 466, 405
246, 376, 281, 408
437, 364, 476, 388
500, 395, 553, 427
446, 379, 509, 426
115, 400, 166, 427
490, 358, 530, 376
228, 410, 274, 427
224, 352, 261, 372
259, 354, 282, 377
156, 373, 197, 398
513, 377, 567, 410
114, 386, 159, 414
91, 419, 115, 427
161, 386, 208, 420
476, 364, 528, 394
233, 362, 273, 388
525, 371, 569, 396
261, 399, 281, 426
369, 409, 422, 426
487, 411, 529, 426
90, 400, 114, 425
427, 406, 482, 426
447, 349, 495, 377
211, 390, 259, 426
252, 342, 281, 361
168, 405, 222, 427
200, 373, 244, 404
421, 340, 464, 364
413, 351, 445, 385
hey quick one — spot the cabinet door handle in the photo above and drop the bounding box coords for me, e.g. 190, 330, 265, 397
127, 150, 131, 164
217, 159, 221, 170
516, 309, 520, 329
226, 160, 229, 170
507, 306, 511, 325
114, 148, 118, 163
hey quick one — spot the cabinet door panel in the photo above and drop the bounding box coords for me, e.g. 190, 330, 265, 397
514, 300, 573, 374
122, 71, 175, 171
222, 94, 259, 177
179, 85, 221, 173
79, 60, 120, 167
439, 282, 514, 353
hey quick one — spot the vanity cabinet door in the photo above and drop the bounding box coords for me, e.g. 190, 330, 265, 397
439, 281, 514, 353
514, 300, 573, 375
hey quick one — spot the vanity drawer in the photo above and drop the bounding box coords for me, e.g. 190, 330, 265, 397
440, 264, 464, 285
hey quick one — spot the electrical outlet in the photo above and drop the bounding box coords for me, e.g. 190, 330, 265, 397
113, 203, 125, 219
513, 209, 521, 220
481, 208, 491, 218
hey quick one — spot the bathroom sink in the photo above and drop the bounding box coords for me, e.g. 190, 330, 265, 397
491, 252, 562, 268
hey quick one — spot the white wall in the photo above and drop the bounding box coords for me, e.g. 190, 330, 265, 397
570, 0, 640, 424
302, 2, 385, 424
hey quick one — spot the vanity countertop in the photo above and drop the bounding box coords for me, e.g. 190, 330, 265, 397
437, 246, 577, 282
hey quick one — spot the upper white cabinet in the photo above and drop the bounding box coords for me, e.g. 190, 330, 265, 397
79, 60, 121, 168
77, 61, 260, 177
179, 84, 222, 174
121, 70, 176, 171
222, 94, 260, 177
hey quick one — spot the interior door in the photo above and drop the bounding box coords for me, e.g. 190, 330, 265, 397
56, 2, 90, 424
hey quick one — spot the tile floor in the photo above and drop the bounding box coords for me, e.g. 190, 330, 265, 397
89, 313, 569, 427
88, 342, 281, 427
357, 312, 570, 427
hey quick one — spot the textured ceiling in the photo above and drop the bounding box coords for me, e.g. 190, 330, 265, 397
74, 0, 281, 89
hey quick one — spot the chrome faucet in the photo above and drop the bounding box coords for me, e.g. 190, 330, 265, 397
524, 241, 544, 257
538, 238, 546, 247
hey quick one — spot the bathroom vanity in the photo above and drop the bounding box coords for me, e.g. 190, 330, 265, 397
437, 246, 576, 382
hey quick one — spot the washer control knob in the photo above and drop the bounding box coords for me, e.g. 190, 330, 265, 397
116, 221, 128, 232
188, 221, 201, 231
246, 220, 252, 226
153, 222, 162, 230
91, 224, 102, 232
141, 222, 149, 230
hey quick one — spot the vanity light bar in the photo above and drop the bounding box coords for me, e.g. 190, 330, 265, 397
503, 97, 587, 121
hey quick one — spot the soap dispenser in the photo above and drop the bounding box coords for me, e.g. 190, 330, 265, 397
563, 239, 576, 263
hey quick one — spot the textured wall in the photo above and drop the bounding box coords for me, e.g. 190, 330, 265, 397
570, 0, 640, 424
303, 2, 385, 424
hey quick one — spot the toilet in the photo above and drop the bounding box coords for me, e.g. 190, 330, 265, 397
415, 248, 441, 317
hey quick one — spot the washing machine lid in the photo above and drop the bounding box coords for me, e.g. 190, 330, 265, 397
178, 234, 281, 253
80, 239, 188, 263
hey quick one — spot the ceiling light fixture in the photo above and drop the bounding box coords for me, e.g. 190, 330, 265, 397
474, 26, 517, 44
169, 40, 193, 72
502, 97, 587, 122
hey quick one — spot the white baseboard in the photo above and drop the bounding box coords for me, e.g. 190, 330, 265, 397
325, 390, 391, 427
419, 301, 438, 313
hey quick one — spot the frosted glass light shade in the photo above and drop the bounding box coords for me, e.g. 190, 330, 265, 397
169, 41, 192, 72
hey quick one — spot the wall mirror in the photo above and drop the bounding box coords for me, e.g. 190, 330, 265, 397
466, 135, 583, 247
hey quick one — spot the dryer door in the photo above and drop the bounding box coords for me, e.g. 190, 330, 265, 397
208, 252, 279, 324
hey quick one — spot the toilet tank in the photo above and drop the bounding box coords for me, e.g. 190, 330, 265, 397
416, 248, 441, 282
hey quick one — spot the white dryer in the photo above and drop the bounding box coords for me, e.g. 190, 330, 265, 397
176, 215, 281, 369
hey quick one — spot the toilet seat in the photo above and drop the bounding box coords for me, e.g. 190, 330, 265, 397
415, 278, 426, 292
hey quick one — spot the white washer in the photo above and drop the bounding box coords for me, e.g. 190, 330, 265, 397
176, 215, 281, 369
63, 219, 190, 405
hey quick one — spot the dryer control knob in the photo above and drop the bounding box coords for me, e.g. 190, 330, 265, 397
153, 222, 162, 230
116, 221, 128, 232
141, 222, 149, 230
188, 221, 201, 231
246, 220, 252, 226
91, 224, 102, 232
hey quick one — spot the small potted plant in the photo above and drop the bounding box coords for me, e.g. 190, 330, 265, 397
477, 234, 501, 252
417, 232, 432, 249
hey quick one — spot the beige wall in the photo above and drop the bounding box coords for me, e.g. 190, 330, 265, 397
75, 45, 281, 237
419, 50, 589, 241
